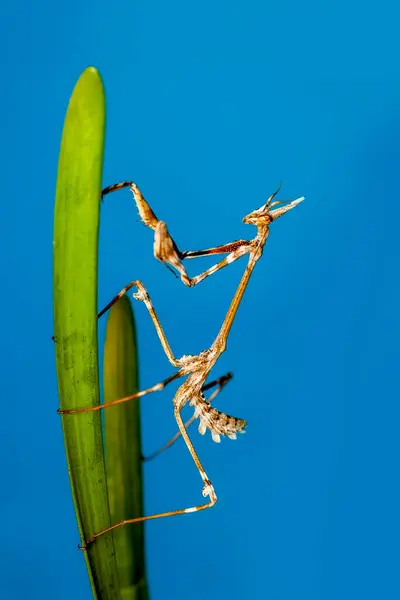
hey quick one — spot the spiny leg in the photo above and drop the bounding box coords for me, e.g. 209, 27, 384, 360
181, 240, 249, 260
57, 371, 182, 415
101, 181, 134, 197
151, 225, 252, 288
185, 242, 252, 287
153, 220, 192, 284
102, 181, 159, 230
143, 372, 233, 462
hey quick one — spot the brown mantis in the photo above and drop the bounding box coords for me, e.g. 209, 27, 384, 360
99, 181, 303, 461
58, 182, 304, 548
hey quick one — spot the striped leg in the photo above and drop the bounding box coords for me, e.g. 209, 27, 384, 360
101, 181, 134, 197
181, 240, 249, 259
143, 371, 233, 461
80, 401, 217, 550
98, 281, 138, 318
151, 225, 251, 287
186, 243, 252, 287
57, 371, 182, 415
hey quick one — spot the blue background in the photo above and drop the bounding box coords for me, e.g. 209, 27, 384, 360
2, 1, 400, 598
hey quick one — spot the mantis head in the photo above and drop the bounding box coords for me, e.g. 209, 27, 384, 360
243, 184, 304, 226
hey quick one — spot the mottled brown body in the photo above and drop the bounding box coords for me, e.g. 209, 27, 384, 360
59, 180, 304, 548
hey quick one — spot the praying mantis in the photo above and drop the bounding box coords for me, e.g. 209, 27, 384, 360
58, 181, 304, 548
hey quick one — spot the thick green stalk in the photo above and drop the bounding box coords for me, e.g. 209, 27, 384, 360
53, 66, 120, 599
104, 296, 148, 600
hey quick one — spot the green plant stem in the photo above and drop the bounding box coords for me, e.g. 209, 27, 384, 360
53, 66, 120, 599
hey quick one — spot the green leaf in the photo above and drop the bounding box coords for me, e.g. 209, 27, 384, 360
104, 295, 149, 600
53, 66, 120, 599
